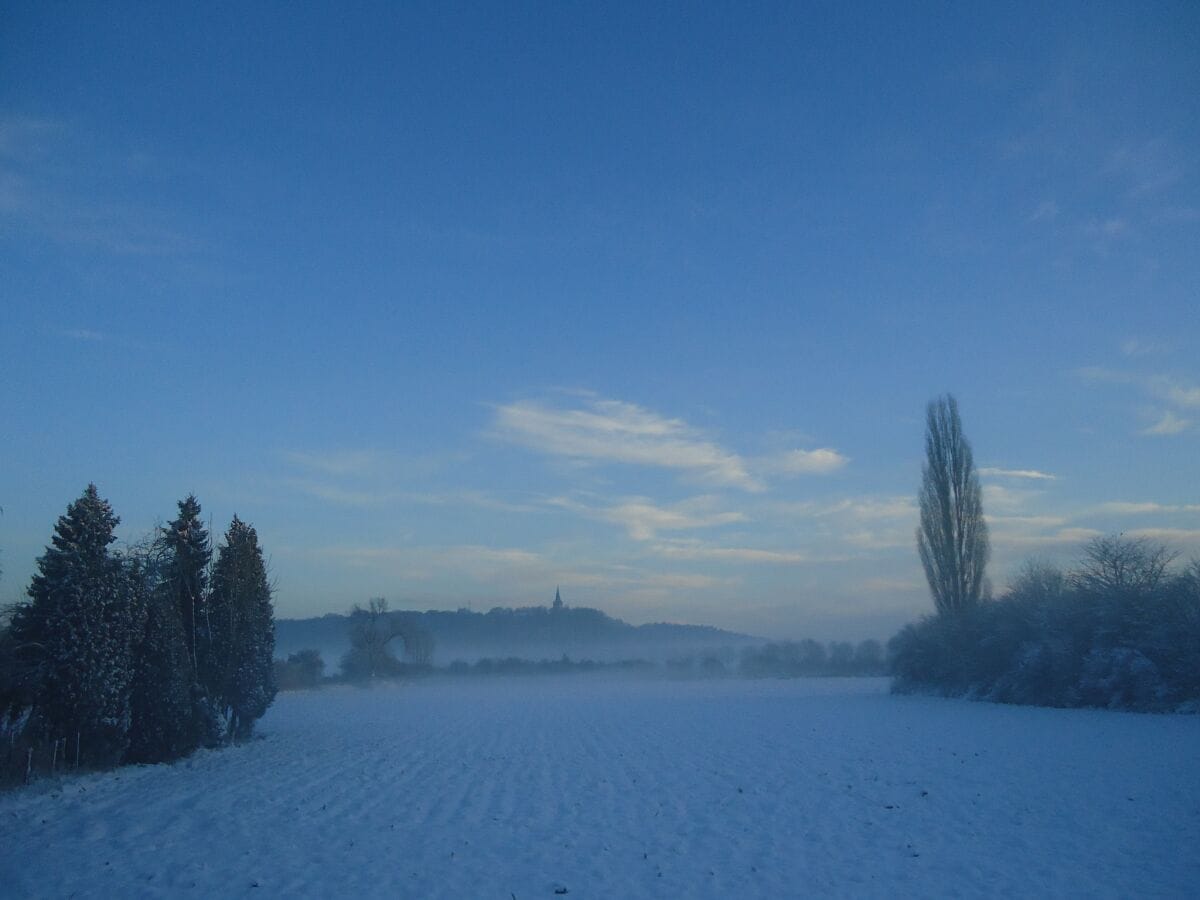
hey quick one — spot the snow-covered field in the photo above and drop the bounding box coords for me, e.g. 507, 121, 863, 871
2, 677, 1197, 898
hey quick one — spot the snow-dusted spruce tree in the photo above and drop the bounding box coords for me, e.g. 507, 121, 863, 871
916, 395, 990, 616
207, 516, 276, 740
11, 485, 136, 765
159, 495, 210, 673
125, 556, 199, 763
157, 495, 220, 744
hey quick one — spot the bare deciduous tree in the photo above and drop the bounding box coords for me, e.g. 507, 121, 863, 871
1071, 535, 1177, 599
1008, 558, 1067, 603
346, 598, 403, 679
344, 599, 436, 677
397, 620, 434, 667
917, 394, 990, 616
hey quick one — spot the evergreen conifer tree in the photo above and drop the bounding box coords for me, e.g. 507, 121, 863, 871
207, 516, 276, 739
159, 495, 211, 673
125, 558, 198, 763
12, 485, 135, 765
157, 495, 221, 745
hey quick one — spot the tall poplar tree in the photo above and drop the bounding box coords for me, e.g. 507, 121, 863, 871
916, 395, 990, 616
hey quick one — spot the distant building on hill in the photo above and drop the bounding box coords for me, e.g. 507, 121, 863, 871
553, 586, 564, 611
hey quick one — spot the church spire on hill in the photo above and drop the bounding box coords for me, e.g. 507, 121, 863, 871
553, 586, 563, 610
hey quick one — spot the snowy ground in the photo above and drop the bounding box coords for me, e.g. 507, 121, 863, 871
2, 677, 1197, 899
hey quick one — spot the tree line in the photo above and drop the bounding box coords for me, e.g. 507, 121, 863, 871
739, 638, 885, 678
0, 486, 276, 784
275, 633, 886, 689
895, 395, 1200, 711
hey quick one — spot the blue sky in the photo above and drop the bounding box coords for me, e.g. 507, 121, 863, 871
2, 2, 1198, 638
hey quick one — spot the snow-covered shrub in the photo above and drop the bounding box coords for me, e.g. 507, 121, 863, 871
275, 649, 326, 691
890, 538, 1200, 712
1079, 646, 1166, 710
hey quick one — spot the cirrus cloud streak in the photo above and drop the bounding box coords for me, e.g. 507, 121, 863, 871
491, 395, 849, 491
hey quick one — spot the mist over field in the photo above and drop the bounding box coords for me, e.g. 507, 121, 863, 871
273, 604, 760, 669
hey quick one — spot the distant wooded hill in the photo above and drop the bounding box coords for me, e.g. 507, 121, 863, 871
276, 603, 760, 670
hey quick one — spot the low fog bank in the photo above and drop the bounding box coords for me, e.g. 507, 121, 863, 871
274, 635, 889, 692
275, 602, 764, 672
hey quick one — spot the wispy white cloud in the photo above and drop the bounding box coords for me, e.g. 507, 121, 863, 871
748, 495, 917, 558
1124, 528, 1200, 544
551, 494, 746, 541
288, 477, 543, 515
413, 489, 544, 514
755, 496, 917, 556
986, 495, 1200, 555
1142, 411, 1192, 436
1155, 206, 1200, 224
319, 543, 544, 580
990, 527, 1103, 549
1073, 366, 1126, 387
1165, 385, 1200, 408
649, 540, 819, 565
1096, 501, 1200, 515
492, 396, 763, 490
1083, 217, 1130, 239
285, 449, 391, 477
282, 449, 469, 505
985, 514, 1070, 529
491, 394, 851, 491
1028, 199, 1059, 222
305, 540, 745, 606
842, 530, 911, 550
1076, 367, 1200, 408
287, 480, 404, 507
1104, 138, 1184, 198
0, 115, 198, 256
836, 497, 916, 520
0, 116, 65, 160
761, 448, 849, 476
1075, 366, 1200, 436
787, 496, 916, 521
857, 576, 924, 594
3, 174, 197, 255
984, 515, 1079, 555
982, 484, 1044, 511
1120, 337, 1167, 359
641, 573, 737, 590
54, 327, 158, 353
979, 467, 1057, 481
